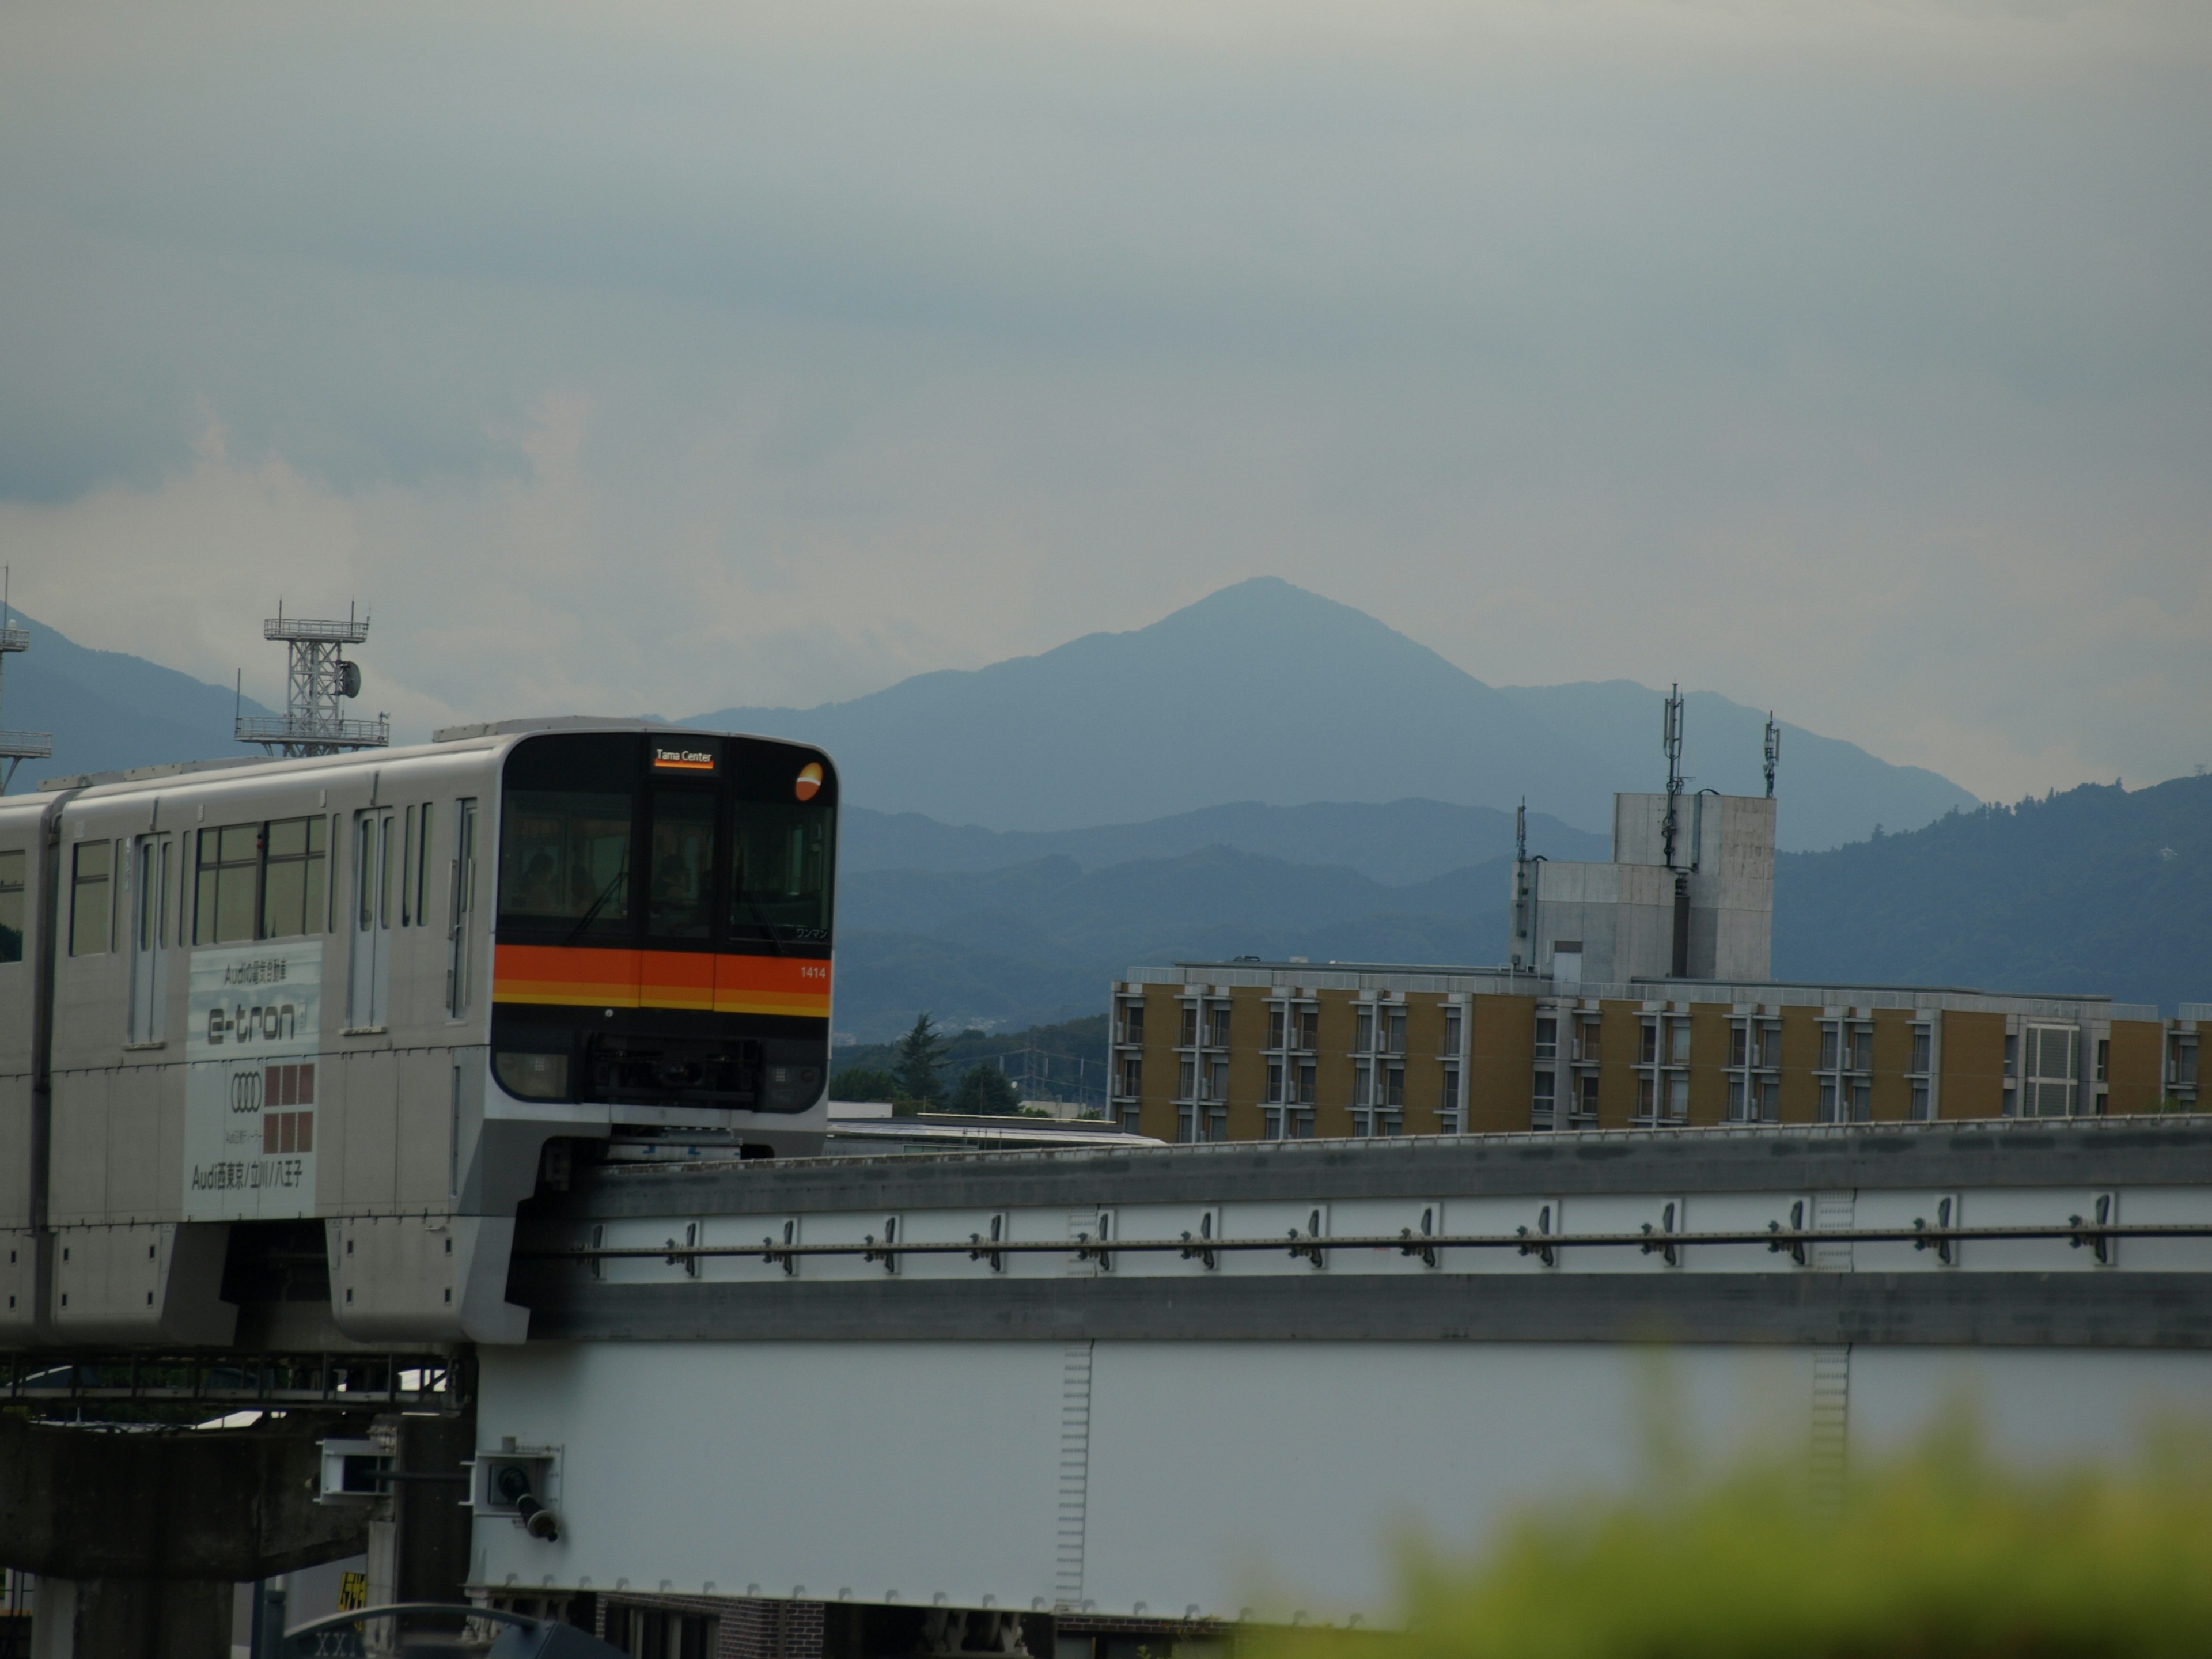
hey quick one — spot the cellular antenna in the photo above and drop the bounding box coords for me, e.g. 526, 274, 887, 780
1764, 712, 1781, 800
0, 567, 53, 793
1661, 683, 1685, 870
236, 598, 390, 757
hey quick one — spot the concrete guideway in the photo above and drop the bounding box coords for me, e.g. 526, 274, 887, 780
471, 1120, 2212, 1623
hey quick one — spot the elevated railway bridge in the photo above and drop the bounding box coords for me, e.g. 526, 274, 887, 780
7, 1116, 2212, 1654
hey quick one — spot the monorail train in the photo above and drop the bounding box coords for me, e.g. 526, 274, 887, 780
0, 718, 835, 1349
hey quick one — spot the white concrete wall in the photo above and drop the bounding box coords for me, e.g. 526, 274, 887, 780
471, 1339, 2210, 1624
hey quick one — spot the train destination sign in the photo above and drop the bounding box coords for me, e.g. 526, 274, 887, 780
650, 741, 720, 774
184, 939, 324, 1220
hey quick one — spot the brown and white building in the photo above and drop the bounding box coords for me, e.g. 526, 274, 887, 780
1107, 786, 2204, 1142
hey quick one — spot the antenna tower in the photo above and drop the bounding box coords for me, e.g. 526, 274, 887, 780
1661, 683, 1685, 869
235, 600, 390, 758
1763, 713, 1781, 799
0, 569, 54, 793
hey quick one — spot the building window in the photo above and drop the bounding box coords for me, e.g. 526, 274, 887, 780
1908, 1022, 1934, 1122
1354, 1060, 1373, 1107
1206, 1057, 1229, 1101
1267, 1006, 1286, 1049
1725, 1016, 1779, 1124
1575, 1017, 1602, 1063
1816, 1018, 1873, 1124
1636, 1014, 1690, 1125
1384, 1063, 1404, 1107
2095, 1038, 2110, 1085
1356, 1008, 1376, 1052
1383, 1010, 1406, 1054
1180, 1004, 1199, 1046
2022, 1025, 2079, 1118
70, 841, 114, 957
1116, 1056, 1142, 1098
1266, 1060, 1284, 1103
1177, 1059, 1196, 1099
1295, 1060, 1317, 1104
1263, 1105, 1316, 1139
1206, 1005, 1232, 1047
1535, 1017, 1557, 1062
1441, 1062, 1461, 1134
1294, 1007, 1319, 1050
1574, 1072, 1600, 1124
1119, 1002, 1145, 1045
1443, 1009, 1464, 1055
1533, 1070, 1556, 1127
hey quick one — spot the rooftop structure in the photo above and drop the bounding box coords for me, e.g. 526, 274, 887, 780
235, 601, 390, 756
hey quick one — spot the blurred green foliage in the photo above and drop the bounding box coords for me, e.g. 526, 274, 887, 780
1264, 1416, 2212, 1659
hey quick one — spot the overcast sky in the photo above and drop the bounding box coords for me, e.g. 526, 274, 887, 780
4, 0, 2207, 801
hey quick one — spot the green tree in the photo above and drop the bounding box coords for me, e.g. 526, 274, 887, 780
949, 1063, 1022, 1116
828, 1065, 901, 1104
891, 1012, 949, 1105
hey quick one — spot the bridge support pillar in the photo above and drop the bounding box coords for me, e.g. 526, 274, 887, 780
28, 1575, 233, 1659
0, 1414, 369, 1659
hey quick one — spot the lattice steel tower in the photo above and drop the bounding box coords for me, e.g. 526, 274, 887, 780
0, 570, 53, 793
235, 601, 390, 757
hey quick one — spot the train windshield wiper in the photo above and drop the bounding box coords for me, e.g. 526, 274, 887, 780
563, 859, 628, 947
736, 893, 785, 955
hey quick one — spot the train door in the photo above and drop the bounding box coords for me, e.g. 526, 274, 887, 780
350, 807, 395, 1029
126, 832, 173, 1044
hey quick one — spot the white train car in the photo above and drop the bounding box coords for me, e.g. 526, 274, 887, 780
0, 718, 836, 1350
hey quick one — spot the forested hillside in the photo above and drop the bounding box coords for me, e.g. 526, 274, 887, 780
1775, 775, 2210, 1012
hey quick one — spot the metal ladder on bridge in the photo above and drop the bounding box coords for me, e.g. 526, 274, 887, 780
1809, 1190, 1854, 1514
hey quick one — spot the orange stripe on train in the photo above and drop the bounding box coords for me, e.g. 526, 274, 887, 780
494, 944, 830, 1017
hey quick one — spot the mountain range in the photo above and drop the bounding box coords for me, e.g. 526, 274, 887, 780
0, 607, 274, 787
2, 583, 2191, 1043
695, 579, 1978, 853
830, 775, 2207, 1039
841, 798, 1605, 885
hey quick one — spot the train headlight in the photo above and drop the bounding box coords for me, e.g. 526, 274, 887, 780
495, 1052, 570, 1100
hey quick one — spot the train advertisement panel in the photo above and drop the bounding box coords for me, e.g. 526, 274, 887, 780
183, 940, 323, 1219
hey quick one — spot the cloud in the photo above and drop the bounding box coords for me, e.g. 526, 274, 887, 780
2, 0, 2208, 798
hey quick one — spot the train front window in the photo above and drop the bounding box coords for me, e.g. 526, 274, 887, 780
499, 790, 632, 938
729, 805, 833, 945
647, 791, 717, 940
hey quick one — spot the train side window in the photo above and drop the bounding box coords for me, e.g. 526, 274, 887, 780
401, 805, 416, 926
259, 816, 328, 940
414, 804, 433, 929
70, 840, 114, 957
0, 849, 24, 963
194, 825, 262, 945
